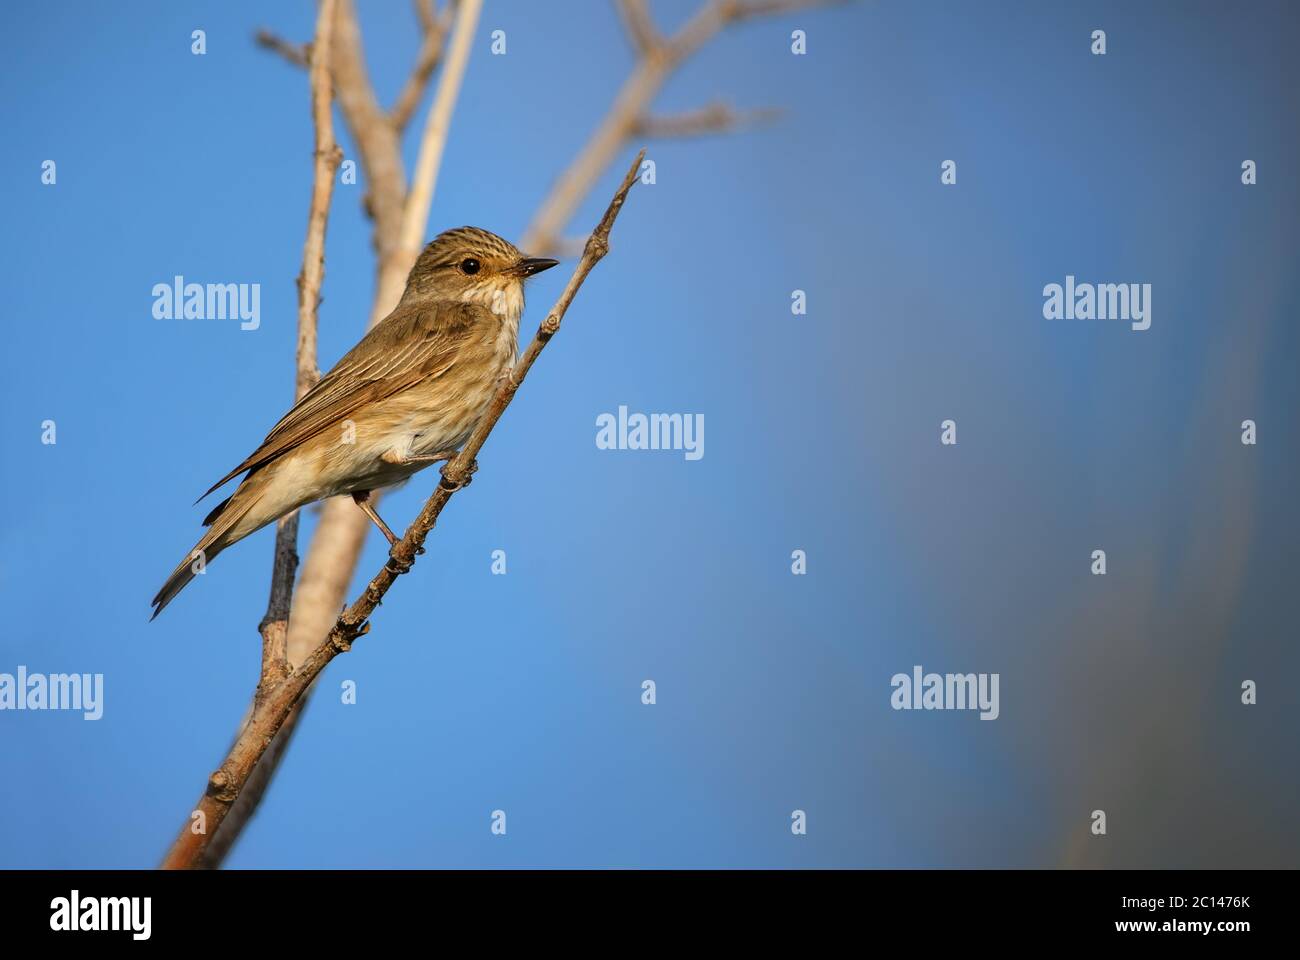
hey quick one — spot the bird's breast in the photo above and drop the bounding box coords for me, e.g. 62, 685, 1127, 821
297, 305, 519, 498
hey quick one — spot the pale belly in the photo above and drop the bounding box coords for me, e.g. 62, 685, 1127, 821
311, 373, 503, 498
223, 392, 491, 544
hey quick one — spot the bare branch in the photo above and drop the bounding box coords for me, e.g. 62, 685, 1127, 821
253, 0, 345, 703
328, 0, 407, 255
194, 695, 308, 868
615, 0, 662, 54
160, 151, 644, 870
168, 0, 341, 868
255, 516, 297, 704
524, 0, 835, 255
633, 101, 782, 138
256, 0, 344, 701
399, 0, 482, 260
254, 28, 310, 68
389, 1, 456, 132
296, 15, 345, 403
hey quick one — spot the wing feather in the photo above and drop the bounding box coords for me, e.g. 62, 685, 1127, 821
199, 300, 490, 500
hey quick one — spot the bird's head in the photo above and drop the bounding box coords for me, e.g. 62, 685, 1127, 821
401, 226, 558, 319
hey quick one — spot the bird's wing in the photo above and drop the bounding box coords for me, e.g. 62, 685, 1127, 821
199, 299, 492, 499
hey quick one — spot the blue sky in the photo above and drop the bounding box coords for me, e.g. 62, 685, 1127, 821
1, 1, 1297, 868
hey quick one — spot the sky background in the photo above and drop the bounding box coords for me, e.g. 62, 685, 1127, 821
2, 0, 1297, 868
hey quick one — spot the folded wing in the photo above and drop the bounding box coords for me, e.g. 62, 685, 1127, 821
199, 300, 490, 500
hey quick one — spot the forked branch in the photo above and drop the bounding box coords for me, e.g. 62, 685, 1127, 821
523, 0, 840, 255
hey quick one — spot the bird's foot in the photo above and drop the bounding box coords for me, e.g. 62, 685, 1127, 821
439, 457, 478, 492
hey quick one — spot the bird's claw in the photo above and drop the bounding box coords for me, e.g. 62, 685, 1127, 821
439, 458, 478, 491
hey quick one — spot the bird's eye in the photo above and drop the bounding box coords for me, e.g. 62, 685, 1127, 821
460, 258, 481, 275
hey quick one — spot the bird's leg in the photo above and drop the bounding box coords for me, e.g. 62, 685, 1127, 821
379, 447, 460, 468
350, 490, 400, 546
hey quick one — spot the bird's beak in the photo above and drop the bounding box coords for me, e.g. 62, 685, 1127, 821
515, 257, 560, 278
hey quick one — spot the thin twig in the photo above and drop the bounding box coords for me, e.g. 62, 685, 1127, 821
523, 0, 837, 255
399, 0, 481, 259
171, 0, 341, 867
255, 0, 343, 703
255, 518, 298, 704
255, 0, 342, 703
254, 28, 311, 67
633, 101, 783, 138
160, 150, 644, 870
390, 1, 456, 131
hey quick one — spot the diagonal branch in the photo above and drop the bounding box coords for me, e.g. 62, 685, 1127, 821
193, 692, 309, 868
161, 150, 644, 870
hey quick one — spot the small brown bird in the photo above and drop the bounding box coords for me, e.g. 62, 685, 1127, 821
151, 226, 558, 619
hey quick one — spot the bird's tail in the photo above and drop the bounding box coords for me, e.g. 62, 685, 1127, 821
150, 479, 265, 620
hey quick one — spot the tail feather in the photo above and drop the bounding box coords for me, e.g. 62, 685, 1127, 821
151, 478, 266, 619
150, 546, 222, 621
201, 494, 233, 527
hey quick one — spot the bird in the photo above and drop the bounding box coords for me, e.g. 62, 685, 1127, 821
150, 226, 558, 619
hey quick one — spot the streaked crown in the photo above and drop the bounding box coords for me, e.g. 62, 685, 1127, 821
418, 226, 523, 271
